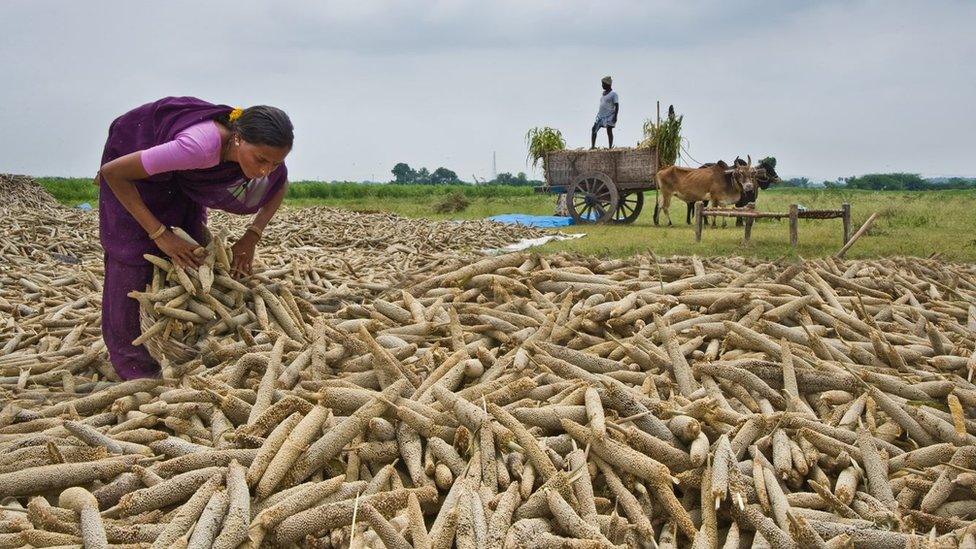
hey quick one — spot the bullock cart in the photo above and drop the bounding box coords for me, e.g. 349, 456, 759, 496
535, 146, 659, 224
693, 201, 853, 248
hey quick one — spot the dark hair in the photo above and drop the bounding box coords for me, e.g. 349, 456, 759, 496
218, 105, 294, 148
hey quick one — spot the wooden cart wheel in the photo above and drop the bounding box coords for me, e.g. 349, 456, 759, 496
568, 172, 619, 224
611, 192, 644, 224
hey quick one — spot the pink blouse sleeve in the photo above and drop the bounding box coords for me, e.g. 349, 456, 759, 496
140, 121, 222, 176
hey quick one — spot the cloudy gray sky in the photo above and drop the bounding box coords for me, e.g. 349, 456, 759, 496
1, 0, 973, 182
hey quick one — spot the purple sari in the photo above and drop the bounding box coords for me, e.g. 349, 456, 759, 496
98, 96, 288, 379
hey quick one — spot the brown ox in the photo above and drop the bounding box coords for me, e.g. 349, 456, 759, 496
653, 157, 757, 226
683, 156, 780, 224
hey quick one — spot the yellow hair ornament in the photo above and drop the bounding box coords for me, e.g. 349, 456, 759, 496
228, 107, 244, 122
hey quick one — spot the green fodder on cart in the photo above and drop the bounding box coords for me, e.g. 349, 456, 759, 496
640, 105, 683, 168
525, 127, 566, 170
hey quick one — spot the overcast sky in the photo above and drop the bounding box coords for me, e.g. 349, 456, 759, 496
1, 0, 973, 182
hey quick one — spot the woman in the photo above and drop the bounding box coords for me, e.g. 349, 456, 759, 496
97, 96, 293, 380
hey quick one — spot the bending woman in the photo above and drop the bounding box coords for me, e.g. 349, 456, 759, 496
97, 96, 293, 379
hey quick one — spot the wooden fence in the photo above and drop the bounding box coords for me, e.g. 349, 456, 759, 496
694, 202, 852, 248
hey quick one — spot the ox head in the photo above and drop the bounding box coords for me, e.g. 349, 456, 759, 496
733, 156, 780, 189
725, 155, 757, 195
756, 157, 780, 189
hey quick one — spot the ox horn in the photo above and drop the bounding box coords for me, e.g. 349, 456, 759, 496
747, 155, 752, 167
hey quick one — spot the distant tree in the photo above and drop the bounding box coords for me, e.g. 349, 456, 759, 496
938, 177, 976, 189
430, 167, 460, 184
781, 177, 810, 188
494, 172, 515, 185
778, 174, 975, 191
846, 173, 925, 191
492, 171, 538, 186
393, 163, 471, 184
391, 163, 416, 183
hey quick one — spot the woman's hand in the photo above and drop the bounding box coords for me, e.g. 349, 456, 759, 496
156, 230, 205, 269
230, 232, 259, 278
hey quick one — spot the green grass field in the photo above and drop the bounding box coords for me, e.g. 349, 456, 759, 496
37, 178, 976, 261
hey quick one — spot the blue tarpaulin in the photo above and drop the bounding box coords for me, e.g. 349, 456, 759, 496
488, 214, 574, 228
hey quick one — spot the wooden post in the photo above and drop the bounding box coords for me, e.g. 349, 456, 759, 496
789, 204, 799, 248
835, 212, 879, 259
841, 203, 852, 245
743, 203, 755, 243
694, 201, 704, 243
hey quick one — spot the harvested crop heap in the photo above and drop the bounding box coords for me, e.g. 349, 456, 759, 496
4, 228, 976, 547
210, 207, 547, 309
0, 176, 546, 315
0, 174, 101, 262
0, 173, 63, 210
212, 206, 544, 253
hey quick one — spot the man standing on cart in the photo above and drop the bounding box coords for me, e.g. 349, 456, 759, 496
591, 75, 619, 149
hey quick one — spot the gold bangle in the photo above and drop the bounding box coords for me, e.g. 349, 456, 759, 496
148, 225, 167, 240
246, 225, 263, 239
